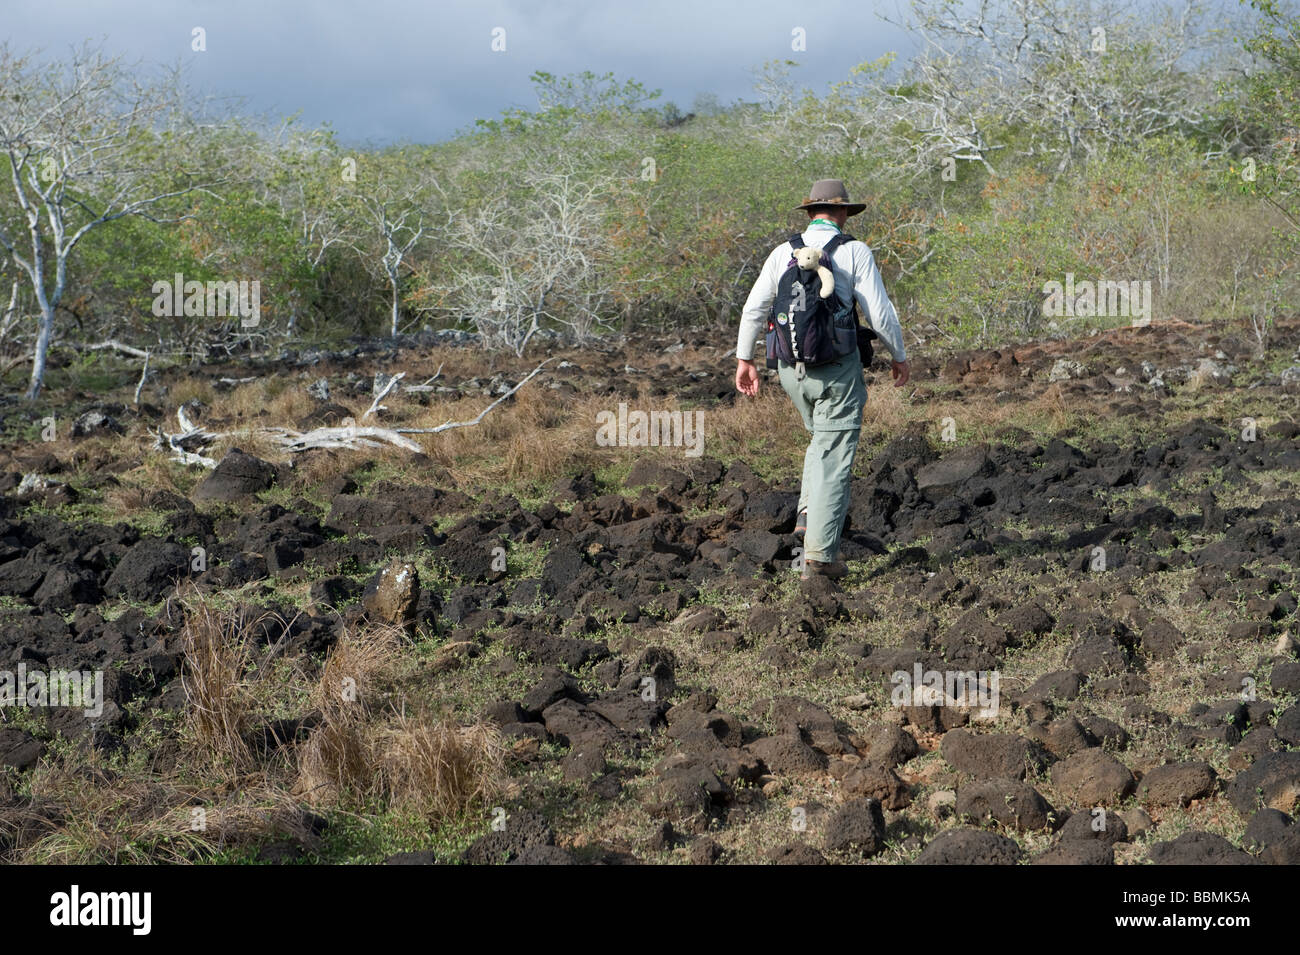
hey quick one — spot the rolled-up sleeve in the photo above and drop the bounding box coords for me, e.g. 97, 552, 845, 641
850, 244, 906, 363
736, 244, 787, 361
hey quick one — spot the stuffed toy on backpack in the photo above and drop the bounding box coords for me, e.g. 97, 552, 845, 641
791, 246, 835, 299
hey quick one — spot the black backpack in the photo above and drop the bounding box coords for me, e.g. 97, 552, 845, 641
765, 232, 876, 371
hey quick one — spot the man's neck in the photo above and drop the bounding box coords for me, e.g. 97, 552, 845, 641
809, 217, 841, 232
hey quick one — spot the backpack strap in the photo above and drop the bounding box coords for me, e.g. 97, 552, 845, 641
817, 233, 865, 325
822, 232, 853, 256
788, 233, 804, 250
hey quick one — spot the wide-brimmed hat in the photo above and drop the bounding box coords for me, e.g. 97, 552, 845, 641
794, 178, 866, 216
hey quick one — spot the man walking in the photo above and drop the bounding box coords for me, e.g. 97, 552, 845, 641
734, 179, 910, 580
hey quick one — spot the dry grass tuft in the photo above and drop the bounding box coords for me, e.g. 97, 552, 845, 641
167, 375, 217, 409
1027, 382, 1072, 432
286, 446, 354, 491
311, 623, 404, 717
221, 377, 314, 425
102, 457, 189, 514
296, 708, 374, 808
176, 592, 280, 770
374, 710, 507, 821
6, 765, 313, 864
297, 625, 505, 821
297, 624, 402, 806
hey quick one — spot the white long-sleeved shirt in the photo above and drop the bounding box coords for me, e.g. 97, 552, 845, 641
736, 221, 906, 363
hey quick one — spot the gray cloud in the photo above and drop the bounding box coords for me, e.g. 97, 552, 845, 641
6, 0, 915, 144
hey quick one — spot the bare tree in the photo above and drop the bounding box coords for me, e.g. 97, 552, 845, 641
748, 59, 807, 135
272, 130, 358, 270
339, 153, 448, 338
0, 44, 204, 399
858, 0, 1232, 177
426, 151, 617, 355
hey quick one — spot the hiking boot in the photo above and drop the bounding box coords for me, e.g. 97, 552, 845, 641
801, 559, 848, 581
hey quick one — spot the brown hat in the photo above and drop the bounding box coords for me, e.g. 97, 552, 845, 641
794, 178, 865, 216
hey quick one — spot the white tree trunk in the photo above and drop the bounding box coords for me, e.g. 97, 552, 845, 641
25, 303, 54, 400
390, 272, 400, 338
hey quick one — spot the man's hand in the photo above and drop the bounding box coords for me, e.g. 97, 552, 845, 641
736, 358, 760, 397
891, 360, 910, 387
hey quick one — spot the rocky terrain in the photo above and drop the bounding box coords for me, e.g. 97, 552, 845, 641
0, 316, 1298, 864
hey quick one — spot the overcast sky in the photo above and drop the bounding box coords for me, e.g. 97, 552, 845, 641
3, 0, 918, 145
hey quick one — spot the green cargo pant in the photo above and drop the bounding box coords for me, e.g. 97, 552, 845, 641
777, 352, 866, 564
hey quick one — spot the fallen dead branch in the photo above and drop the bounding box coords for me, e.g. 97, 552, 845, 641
154, 358, 553, 466
269, 424, 423, 453
393, 357, 555, 435
155, 404, 220, 467
133, 351, 150, 405
401, 364, 445, 394
70, 339, 152, 360
363, 372, 404, 420
154, 409, 423, 464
